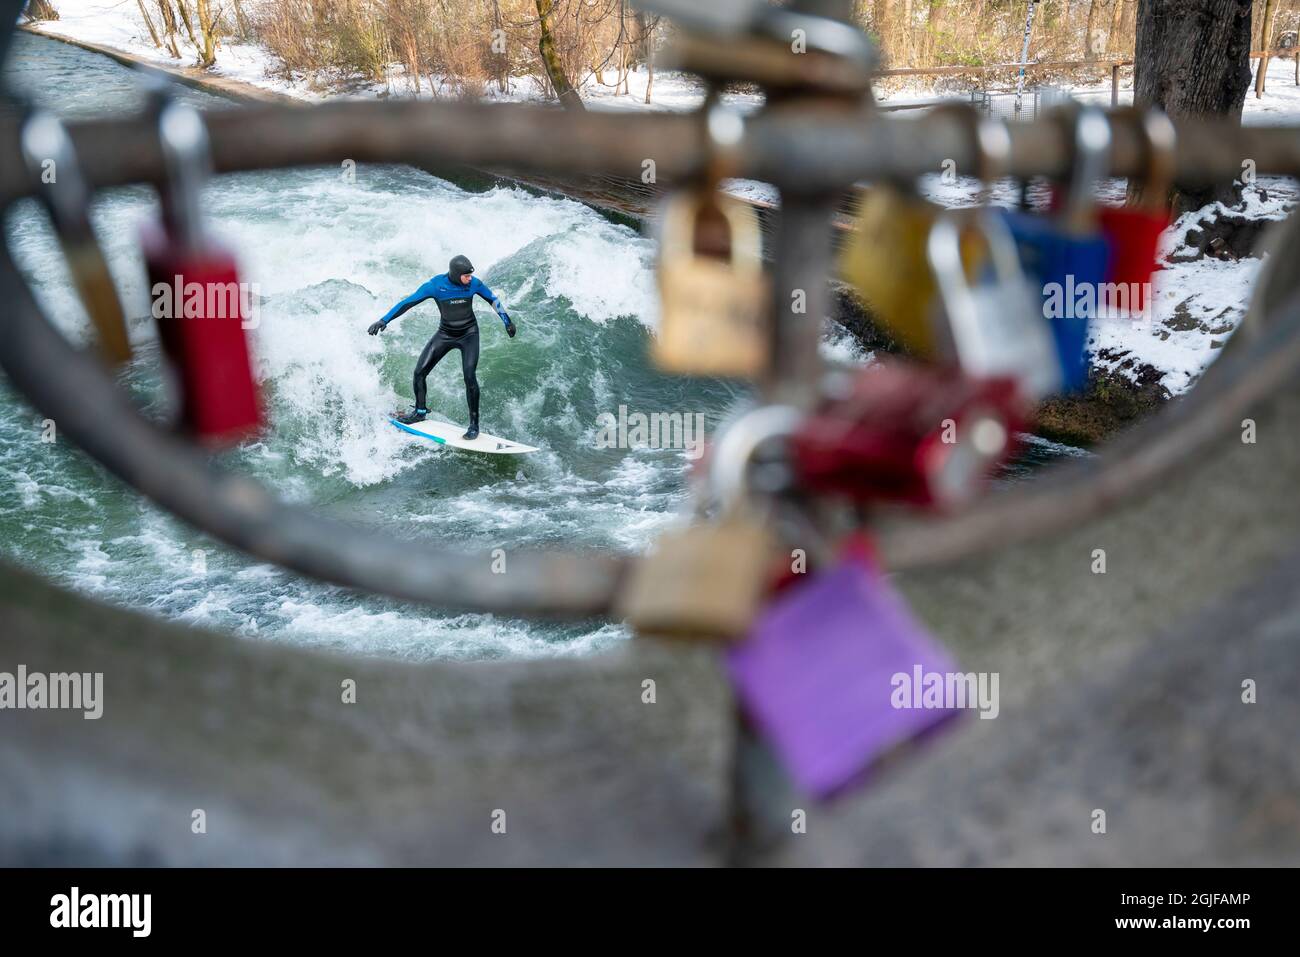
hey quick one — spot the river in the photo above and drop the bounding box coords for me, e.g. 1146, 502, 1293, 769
0, 32, 1076, 661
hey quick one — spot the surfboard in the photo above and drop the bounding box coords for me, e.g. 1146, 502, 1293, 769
389, 416, 540, 455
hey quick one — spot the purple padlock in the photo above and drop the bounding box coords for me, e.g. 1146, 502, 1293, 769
726, 557, 962, 798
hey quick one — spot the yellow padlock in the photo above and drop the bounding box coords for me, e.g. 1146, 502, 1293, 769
839, 184, 945, 358
654, 190, 770, 378
840, 184, 984, 360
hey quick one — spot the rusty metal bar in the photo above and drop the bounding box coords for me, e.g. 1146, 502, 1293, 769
2, 102, 1296, 213
877, 58, 1132, 78
765, 192, 836, 406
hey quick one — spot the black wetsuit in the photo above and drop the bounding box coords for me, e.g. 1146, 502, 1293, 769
413, 323, 480, 419
377, 272, 511, 420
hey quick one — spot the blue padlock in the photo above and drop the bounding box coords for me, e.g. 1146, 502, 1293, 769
1001, 106, 1113, 392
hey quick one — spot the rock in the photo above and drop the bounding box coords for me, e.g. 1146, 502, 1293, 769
1168, 208, 1286, 264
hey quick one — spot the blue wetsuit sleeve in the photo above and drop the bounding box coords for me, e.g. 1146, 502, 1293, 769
472, 277, 511, 327
379, 279, 437, 327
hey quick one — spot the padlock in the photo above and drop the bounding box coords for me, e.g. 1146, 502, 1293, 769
653, 189, 770, 378
927, 210, 1063, 401
141, 97, 262, 446
615, 513, 776, 640
1097, 108, 1176, 317
619, 403, 795, 639
1001, 105, 1113, 391
791, 359, 1027, 508
839, 184, 950, 358
725, 550, 961, 798
21, 110, 132, 365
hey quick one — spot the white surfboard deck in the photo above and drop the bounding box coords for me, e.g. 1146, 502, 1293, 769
389, 416, 540, 455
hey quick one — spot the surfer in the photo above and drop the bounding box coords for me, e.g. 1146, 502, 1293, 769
368, 254, 516, 440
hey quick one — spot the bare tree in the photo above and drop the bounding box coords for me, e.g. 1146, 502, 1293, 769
172, 1, 204, 63
155, 1, 183, 59
637, 11, 656, 103
136, 0, 164, 49
194, 0, 222, 68
23, 0, 60, 21
230, 0, 253, 42
536, 0, 584, 109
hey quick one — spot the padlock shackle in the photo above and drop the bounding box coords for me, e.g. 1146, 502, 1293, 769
156, 98, 214, 255
1139, 108, 1177, 212
709, 404, 802, 511
19, 110, 132, 365
658, 189, 763, 273
928, 212, 1028, 332
1061, 105, 1111, 236
20, 111, 93, 238
927, 210, 1062, 400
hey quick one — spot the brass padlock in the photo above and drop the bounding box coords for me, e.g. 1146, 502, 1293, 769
839, 184, 945, 357
654, 190, 770, 378
616, 514, 775, 641
840, 184, 986, 360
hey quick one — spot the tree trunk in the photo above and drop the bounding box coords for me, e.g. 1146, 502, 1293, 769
1133, 0, 1253, 211
642, 15, 654, 104
1121, 0, 1137, 41
1108, 0, 1125, 52
536, 0, 584, 110
927, 1, 945, 63
230, 0, 251, 42
136, 0, 163, 48
492, 0, 507, 94
1255, 0, 1278, 97
194, 0, 218, 68
1085, 0, 1101, 60
155, 1, 183, 59
173, 0, 204, 63
902, 0, 914, 64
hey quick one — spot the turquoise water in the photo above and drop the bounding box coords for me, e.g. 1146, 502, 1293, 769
0, 33, 1075, 660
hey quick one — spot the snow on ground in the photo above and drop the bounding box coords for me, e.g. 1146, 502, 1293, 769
25, 0, 312, 100
24, 2, 1300, 394
1090, 185, 1294, 395
24, 0, 759, 110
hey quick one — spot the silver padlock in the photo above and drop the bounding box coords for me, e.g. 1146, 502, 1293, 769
927, 210, 1063, 401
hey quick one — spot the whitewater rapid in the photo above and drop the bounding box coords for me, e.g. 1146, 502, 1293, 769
1, 32, 779, 659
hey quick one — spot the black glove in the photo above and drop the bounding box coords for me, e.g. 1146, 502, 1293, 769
505, 319, 517, 339
368, 320, 385, 336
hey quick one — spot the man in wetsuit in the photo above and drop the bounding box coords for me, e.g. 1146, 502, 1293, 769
368, 254, 516, 440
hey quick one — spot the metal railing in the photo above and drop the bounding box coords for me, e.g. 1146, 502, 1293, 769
1, 0, 1298, 620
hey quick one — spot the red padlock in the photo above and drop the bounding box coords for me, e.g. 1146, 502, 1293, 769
143, 97, 261, 446
791, 359, 1028, 509
1097, 108, 1176, 317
